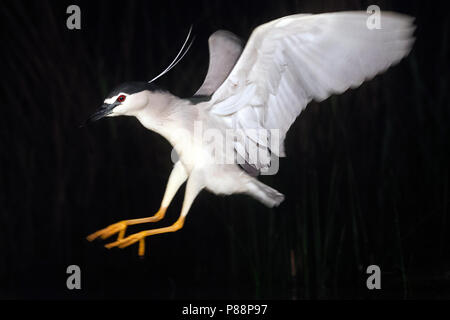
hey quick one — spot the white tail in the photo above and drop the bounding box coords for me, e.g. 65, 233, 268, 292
247, 179, 285, 208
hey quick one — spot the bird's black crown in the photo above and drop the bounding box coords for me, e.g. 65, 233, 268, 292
106, 82, 162, 99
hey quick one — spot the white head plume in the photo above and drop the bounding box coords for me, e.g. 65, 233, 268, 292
148, 26, 195, 83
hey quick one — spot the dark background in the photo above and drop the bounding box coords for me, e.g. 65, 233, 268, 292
0, 0, 449, 299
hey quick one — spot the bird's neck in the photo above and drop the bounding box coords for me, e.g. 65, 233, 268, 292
134, 91, 197, 146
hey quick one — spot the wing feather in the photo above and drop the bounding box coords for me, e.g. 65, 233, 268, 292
207, 12, 415, 172
195, 30, 244, 96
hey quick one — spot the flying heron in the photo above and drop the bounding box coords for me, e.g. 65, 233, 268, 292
86, 12, 415, 256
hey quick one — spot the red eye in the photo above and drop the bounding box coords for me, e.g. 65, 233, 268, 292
117, 95, 126, 102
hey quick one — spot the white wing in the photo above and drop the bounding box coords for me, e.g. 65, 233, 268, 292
195, 30, 243, 96
208, 12, 415, 170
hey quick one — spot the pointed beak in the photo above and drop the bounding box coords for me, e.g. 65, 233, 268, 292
81, 102, 118, 127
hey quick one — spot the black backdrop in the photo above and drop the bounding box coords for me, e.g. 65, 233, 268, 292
1, 0, 449, 299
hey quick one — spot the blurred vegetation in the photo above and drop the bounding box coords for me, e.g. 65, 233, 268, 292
0, 0, 449, 299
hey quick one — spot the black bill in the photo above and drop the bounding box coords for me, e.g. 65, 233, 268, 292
81, 102, 119, 127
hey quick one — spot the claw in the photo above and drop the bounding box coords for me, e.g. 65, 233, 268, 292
104, 217, 185, 257
86, 207, 167, 243
105, 231, 147, 256
87, 221, 128, 242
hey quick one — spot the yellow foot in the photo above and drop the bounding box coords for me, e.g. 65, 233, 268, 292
86, 207, 167, 242
105, 217, 185, 257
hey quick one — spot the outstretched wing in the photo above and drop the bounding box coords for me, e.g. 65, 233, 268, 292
208, 12, 415, 171
195, 30, 244, 96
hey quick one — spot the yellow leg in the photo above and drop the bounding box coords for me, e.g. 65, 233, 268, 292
86, 207, 167, 242
105, 216, 185, 256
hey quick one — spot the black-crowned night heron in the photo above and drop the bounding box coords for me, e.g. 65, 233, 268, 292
86, 12, 415, 256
